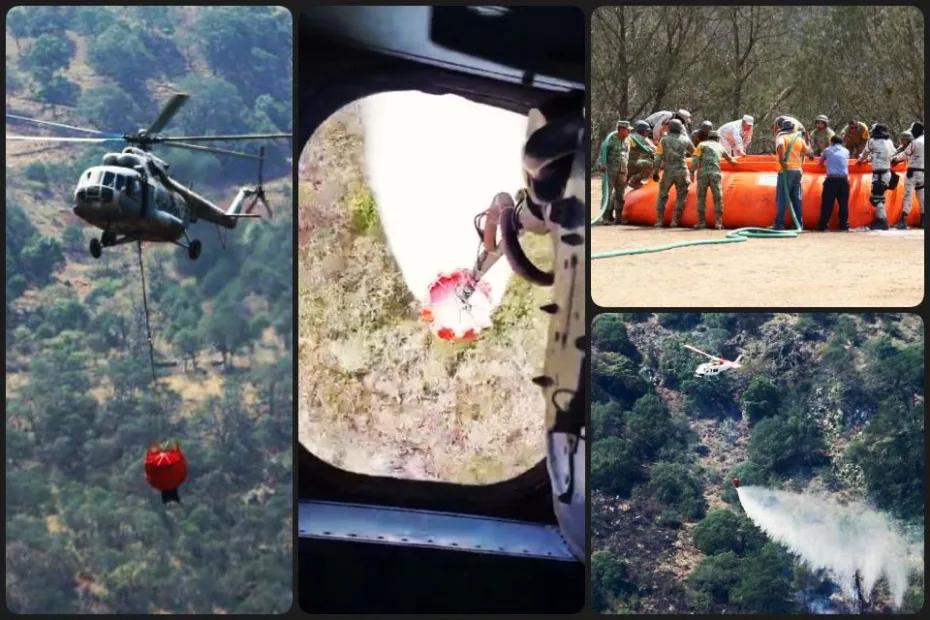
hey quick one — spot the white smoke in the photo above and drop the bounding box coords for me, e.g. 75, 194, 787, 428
360, 91, 527, 305
736, 485, 921, 609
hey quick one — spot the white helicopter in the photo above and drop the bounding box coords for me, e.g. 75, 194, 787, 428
684, 344, 743, 378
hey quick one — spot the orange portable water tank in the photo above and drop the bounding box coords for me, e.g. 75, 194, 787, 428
621, 156, 915, 229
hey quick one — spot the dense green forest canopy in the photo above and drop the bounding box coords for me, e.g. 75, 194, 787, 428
5, 6, 293, 613
590, 313, 923, 614
591, 6, 924, 160
6, 5, 292, 182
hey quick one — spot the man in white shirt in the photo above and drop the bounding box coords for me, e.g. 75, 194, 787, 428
856, 123, 895, 230
892, 128, 924, 229
718, 115, 754, 156
644, 109, 692, 143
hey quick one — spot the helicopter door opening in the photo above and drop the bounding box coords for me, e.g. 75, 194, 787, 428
298, 7, 585, 614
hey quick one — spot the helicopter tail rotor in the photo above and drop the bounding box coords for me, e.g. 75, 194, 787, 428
243, 146, 273, 219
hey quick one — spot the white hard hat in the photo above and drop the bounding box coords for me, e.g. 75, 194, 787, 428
742, 115, 754, 126
677, 109, 691, 121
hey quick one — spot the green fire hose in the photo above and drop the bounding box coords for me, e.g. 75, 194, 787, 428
592, 131, 804, 259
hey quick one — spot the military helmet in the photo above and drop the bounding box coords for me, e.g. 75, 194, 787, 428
668, 119, 684, 134
900, 130, 914, 141
700, 120, 713, 131
708, 130, 720, 139
634, 120, 650, 134
815, 114, 829, 124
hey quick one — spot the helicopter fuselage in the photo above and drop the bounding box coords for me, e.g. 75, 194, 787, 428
695, 361, 730, 377
73, 162, 191, 242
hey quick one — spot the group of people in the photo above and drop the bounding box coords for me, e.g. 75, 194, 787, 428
599, 109, 925, 231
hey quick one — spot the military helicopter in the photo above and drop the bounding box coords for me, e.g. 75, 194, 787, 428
6, 93, 291, 260
684, 344, 743, 378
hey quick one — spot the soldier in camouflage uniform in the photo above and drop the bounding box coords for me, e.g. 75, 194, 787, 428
626, 120, 657, 193
604, 120, 632, 224
808, 115, 836, 157
690, 120, 713, 148
690, 130, 737, 229
652, 118, 694, 227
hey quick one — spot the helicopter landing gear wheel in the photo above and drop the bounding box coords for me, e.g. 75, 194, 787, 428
188, 239, 201, 260
101, 231, 116, 246
89, 238, 102, 259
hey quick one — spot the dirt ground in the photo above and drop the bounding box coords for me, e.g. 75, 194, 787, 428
590, 179, 925, 308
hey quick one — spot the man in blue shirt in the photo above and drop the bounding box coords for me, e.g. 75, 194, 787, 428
818, 135, 850, 231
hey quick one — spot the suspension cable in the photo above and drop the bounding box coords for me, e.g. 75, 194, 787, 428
135, 241, 158, 385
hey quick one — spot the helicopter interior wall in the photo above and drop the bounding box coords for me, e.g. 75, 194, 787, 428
298, 445, 557, 523
298, 13, 581, 152
299, 535, 585, 613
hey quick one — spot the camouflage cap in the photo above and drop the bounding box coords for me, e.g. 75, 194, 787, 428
616, 120, 632, 129
815, 114, 829, 123
900, 130, 913, 140
700, 120, 713, 131
668, 119, 684, 133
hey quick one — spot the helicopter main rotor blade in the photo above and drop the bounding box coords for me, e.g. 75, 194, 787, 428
147, 93, 190, 134
6, 113, 117, 136
158, 141, 262, 159
6, 135, 124, 143
10, 146, 60, 157
156, 133, 292, 142
683, 344, 722, 361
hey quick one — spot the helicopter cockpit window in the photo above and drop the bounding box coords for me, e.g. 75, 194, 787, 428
298, 93, 549, 485
102, 172, 116, 188
114, 174, 126, 192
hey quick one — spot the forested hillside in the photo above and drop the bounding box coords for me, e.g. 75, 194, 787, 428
5, 6, 293, 613
591, 6, 924, 159
591, 313, 923, 614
